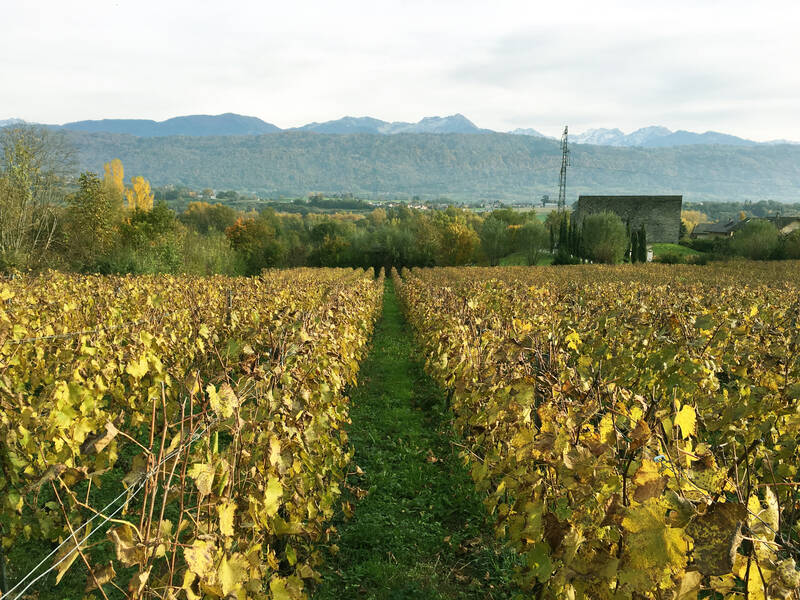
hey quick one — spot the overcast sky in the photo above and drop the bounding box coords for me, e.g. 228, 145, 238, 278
3, 0, 799, 141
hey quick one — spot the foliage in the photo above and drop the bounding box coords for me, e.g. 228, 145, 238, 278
0, 126, 73, 269
181, 229, 243, 276
63, 172, 121, 269
179, 201, 240, 234
581, 211, 627, 263
396, 262, 800, 599
0, 268, 383, 599
516, 220, 549, 266
783, 229, 800, 259
480, 216, 512, 266
730, 219, 781, 260
126, 176, 155, 211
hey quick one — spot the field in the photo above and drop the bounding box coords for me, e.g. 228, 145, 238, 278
2, 262, 800, 599
0, 269, 383, 599
396, 262, 800, 599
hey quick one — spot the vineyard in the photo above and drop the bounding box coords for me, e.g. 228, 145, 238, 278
0, 268, 383, 599
396, 262, 800, 599
2, 262, 800, 599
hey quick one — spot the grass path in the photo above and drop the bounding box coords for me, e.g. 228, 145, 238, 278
314, 279, 517, 600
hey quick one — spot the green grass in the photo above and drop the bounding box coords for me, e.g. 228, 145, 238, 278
651, 243, 702, 257
499, 252, 554, 266
313, 280, 518, 600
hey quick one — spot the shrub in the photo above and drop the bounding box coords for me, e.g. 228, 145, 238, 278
657, 252, 684, 264
782, 229, 800, 259
581, 212, 627, 264
730, 220, 780, 260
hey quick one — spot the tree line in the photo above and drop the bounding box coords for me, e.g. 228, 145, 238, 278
4, 126, 797, 276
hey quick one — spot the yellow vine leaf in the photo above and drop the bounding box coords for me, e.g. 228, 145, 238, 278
125, 355, 149, 379
674, 405, 696, 439
269, 575, 304, 600
219, 553, 248, 596
265, 476, 283, 517
621, 499, 687, 590
184, 539, 216, 577
128, 566, 151, 596
55, 525, 91, 584
218, 500, 236, 537
188, 462, 215, 499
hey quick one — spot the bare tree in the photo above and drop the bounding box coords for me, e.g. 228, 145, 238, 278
0, 125, 75, 270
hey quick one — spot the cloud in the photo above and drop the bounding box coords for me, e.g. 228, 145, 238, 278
2, 0, 799, 140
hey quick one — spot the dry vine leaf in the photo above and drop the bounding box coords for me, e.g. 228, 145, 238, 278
686, 502, 746, 576
80, 421, 119, 455
54, 524, 91, 584
108, 522, 142, 566
632, 460, 668, 503
85, 561, 116, 592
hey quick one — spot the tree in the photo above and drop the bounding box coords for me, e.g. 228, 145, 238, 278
625, 219, 632, 262
681, 210, 709, 236
64, 172, 120, 269
730, 220, 780, 260
0, 126, 73, 269
581, 212, 627, 264
480, 215, 510, 266
226, 214, 285, 274
517, 219, 548, 265
180, 201, 239, 233
103, 158, 125, 204
438, 221, 479, 265
638, 225, 647, 263
126, 176, 154, 211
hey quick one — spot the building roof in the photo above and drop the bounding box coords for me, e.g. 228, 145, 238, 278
692, 220, 737, 235
765, 215, 800, 229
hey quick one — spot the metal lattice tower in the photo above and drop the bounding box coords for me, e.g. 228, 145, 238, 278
557, 125, 570, 213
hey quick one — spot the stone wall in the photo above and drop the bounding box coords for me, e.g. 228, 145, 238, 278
573, 196, 683, 244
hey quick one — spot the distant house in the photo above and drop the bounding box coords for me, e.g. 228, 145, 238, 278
765, 216, 800, 234
690, 220, 738, 239
691, 215, 800, 239
573, 195, 683, 244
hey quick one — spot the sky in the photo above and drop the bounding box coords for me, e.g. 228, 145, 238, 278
3, 0, 800, 141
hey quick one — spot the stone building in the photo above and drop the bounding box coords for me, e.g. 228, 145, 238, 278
572, 195, 683, 244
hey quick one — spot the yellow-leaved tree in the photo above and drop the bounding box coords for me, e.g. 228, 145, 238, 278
126, 175, 154, 211
103, 158, 125, 203
681, 209, 709, 235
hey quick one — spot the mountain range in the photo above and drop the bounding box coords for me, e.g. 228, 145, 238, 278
2, 113, 796, 147
60, 129, 800, 204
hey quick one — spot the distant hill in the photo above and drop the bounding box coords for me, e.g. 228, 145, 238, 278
4, 113, 796, 146
572, 126, 757, 147
294, 114, 486, 134
61, 113, 280, 137
64, 130, 800, 203
509, 128, 552, 138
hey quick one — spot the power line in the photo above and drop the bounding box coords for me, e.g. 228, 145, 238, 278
4, 421, 214, 600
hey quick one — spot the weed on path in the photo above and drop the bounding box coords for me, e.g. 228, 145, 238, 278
314, 280, 518, 600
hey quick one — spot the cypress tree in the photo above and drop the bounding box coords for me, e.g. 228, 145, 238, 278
638, 225, 648, 263
549, 225, 554, 252
625, 219, 632, 262
631, 230, 639, 263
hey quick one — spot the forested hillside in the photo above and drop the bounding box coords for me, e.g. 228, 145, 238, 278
66, 131, 800, 203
